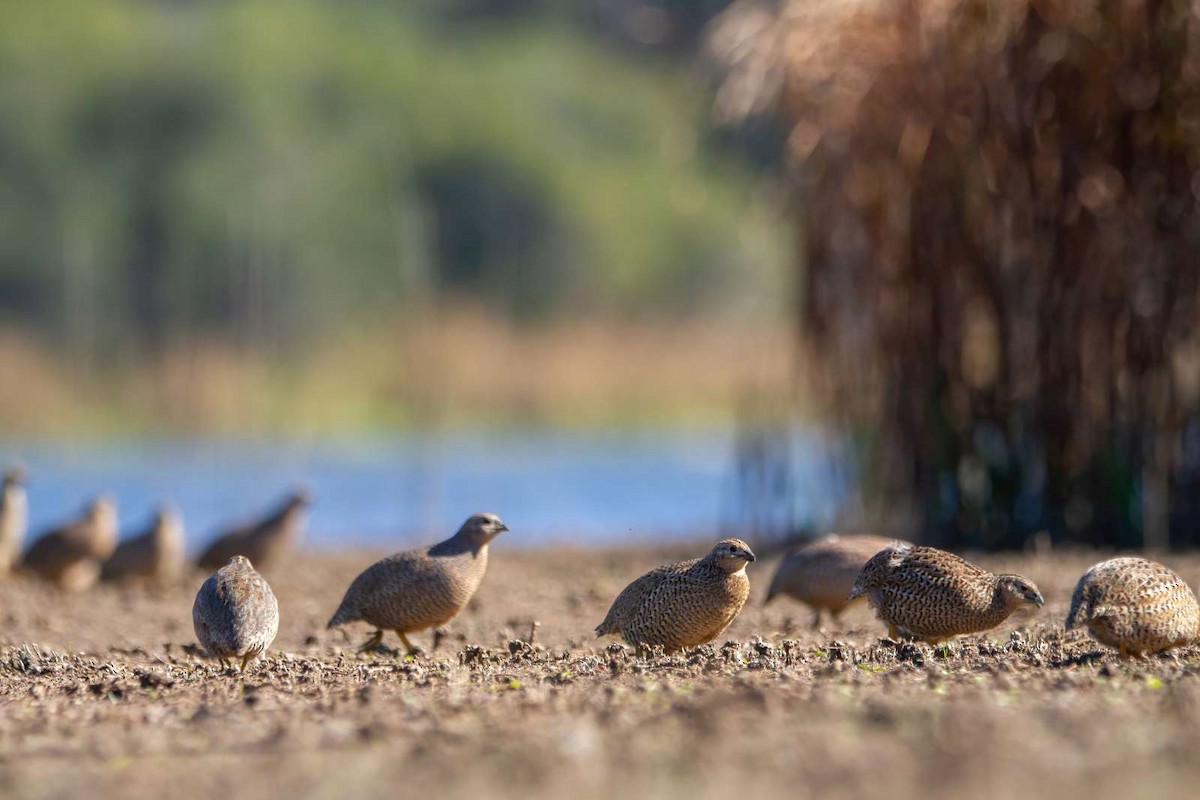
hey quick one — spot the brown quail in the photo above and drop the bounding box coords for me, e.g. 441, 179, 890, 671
197, 489, 309, 571
595, 538, 756, 651
21, 495, 118, 591
101, 505, 185, 585
192, 555, 279, 672
848, 544, 1043, 644
0, 467, 27, 577
327, 513, 508, 655
765, 534, 905, 628
1065, 557, 1200, 656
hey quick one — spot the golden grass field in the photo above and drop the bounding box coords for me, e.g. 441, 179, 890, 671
2, 545, 1199, 800
0, 314, 796, 435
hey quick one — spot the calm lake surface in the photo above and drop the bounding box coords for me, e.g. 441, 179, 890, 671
5, 429, 848, 552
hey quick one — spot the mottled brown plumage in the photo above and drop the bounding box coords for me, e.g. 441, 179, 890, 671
101, 505, 185, 585
21, 495, 118, 591
192, 555, 279, 672
595, 538, 756, 651
765, 534, 906, 627
1065, 557, 1200, 656
327, 513, 508, 654
848, 544, 1043, 643
196, 489, 310, 571
0, 467, 27, 577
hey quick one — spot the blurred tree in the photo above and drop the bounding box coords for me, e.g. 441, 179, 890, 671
0, 0, 786, 360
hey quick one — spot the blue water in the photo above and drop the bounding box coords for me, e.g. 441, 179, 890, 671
4, 429, 847, 552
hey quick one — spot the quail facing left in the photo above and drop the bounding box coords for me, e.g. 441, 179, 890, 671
102, 505, 185, 585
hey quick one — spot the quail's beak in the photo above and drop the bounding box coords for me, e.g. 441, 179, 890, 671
743, 549, 757, 563
1028, 591, 1045, 608
496, 522, 509, 533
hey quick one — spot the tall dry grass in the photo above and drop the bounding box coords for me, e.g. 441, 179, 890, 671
0, 310, 796, 436
712, 0, 1200, 548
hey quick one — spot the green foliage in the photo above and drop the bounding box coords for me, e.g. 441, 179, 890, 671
0, 0, 785, 352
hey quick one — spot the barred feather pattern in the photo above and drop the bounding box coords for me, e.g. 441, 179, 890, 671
848, 545, 1043, 643
1065, 557, 1200, 655
595, 538, 755, 651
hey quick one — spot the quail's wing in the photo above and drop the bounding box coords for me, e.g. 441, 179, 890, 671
343, 549, 442, 608
596, 558, 698, 635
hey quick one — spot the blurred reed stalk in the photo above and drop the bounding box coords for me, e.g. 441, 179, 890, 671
712, 0, 1200, 549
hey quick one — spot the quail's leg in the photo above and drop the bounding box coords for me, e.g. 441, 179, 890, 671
432, 628, 447, 652
219, 657, 231, 671
811, 609, 822, 631
396, 630, 423, 656
887, 624, 898, 640
358, 629, 384, 653
240, 654, 252, 673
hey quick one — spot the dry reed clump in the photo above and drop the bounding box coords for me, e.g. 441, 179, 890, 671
711, 0, 1200, 549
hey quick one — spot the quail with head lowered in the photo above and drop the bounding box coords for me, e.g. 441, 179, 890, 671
327, 513, 509, 655
197, 489, 310, 571
0, 467, 27, 577
192, 555, 279, 672
1066, 556, 1200, 657
21, 495, 118, 591
764, 533, 906, 628
596, 538, 756, 651
848, 544, 1043, 644
102, 505, 185, 585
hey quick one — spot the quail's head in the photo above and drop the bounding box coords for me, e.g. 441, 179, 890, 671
712, 538, 756, 573
459, 512, 509, 545
89, 494, 117, 524
997, 574, 1044, 612
229, 554, 255, 570
847, 544, 907, 601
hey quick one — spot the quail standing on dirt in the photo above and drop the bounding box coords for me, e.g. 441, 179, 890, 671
197, 489, 310, 571
1065, 557, 1200, 656
192, 555, 279, 672
327, 513, 509, 655
848, 544, 1043, 643
101, 505, 185, 585
595, 538, 756, 651
764, 534, 903, 628
21, 495, 118, 591
0, 467, 27, 577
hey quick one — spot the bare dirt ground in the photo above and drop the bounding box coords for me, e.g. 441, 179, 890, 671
3, 544, 1200, 800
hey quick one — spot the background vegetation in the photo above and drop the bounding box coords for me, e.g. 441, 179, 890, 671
0, 0, 788, 434
713, 0, 1200, 549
